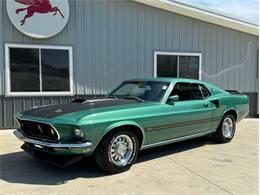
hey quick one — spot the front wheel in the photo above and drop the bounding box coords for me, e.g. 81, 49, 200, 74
213, 114, 236, 143
94, 130, 139, 173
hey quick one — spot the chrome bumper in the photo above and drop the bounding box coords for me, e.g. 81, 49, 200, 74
14, 130, 93, 149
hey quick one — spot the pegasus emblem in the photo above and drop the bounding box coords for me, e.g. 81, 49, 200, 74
15, 0, 64, 25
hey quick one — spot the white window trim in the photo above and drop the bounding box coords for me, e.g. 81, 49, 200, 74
154, 51, 202, 80
5, 43, 74, 97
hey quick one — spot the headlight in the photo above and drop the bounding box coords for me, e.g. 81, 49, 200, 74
74, 128, 84, 138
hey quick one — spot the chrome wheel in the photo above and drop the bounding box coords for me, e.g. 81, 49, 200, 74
222, 117, 234, 138
109, 134, 133, 167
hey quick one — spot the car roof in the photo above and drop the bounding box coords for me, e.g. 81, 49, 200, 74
125, 77, 227, 95
125, 77, 206, 84
123, 77, 227, 95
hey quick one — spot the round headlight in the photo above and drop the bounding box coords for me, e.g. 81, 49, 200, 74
74, 128, 84, 138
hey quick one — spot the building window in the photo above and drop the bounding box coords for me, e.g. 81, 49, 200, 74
5, 44, 73, 96
154, 52, 202, 80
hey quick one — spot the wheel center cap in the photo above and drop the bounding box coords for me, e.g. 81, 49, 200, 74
115, 143, 127, 157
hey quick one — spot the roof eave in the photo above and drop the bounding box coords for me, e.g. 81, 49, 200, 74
133, 0, 259, 36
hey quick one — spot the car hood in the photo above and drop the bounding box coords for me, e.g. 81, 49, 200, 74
19, 98, 157, 122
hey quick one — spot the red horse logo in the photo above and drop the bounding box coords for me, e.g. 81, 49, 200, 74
15, 0, 64, 25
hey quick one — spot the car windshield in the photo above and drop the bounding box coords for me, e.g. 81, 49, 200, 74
109, 81, 170, 102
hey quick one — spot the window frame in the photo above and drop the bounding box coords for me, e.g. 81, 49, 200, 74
5, 43, 74, 97
109, 80, 171, 103
167, 82, 211, 103
198, 84, 211, 99
154, 51, 202, 80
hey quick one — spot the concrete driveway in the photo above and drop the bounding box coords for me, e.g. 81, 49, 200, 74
0, 118, 258, 195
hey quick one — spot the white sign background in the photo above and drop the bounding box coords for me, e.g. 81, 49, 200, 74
6, 0, 70, 39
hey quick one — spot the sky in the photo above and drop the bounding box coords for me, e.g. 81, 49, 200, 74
173, 0, 259, 25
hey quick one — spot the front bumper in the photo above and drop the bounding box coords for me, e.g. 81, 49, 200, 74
14, 130, 93, 155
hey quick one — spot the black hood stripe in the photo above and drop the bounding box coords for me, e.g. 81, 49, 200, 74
21, 98, 141, 119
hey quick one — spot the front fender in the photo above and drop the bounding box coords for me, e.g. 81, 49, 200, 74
93, 120, 146, 151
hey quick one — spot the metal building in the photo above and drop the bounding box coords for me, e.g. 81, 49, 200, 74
0, 0, 259, 129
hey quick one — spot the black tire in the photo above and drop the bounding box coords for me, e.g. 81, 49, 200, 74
213, 113, 236, 143
94, 129, 140, 174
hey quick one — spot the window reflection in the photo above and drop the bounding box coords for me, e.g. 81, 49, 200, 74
10, 48, 40, 92
41, 49, 70, 91
157, 55, 177, 77
179, 56, 199, 79
157, 54, 200, 79
8, 47, 71, 93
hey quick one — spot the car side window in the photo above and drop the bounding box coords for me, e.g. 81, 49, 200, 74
199, 84, 211, 99
169, 82, 210, 102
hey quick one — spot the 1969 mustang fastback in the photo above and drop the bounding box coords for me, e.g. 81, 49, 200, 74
14, 78, 249, 173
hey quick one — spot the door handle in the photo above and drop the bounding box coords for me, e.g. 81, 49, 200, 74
203, 103, 209, 107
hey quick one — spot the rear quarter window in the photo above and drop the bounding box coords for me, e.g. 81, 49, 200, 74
199, 85, 211, 99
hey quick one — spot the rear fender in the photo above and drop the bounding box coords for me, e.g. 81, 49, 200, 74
221, 109, 238, 121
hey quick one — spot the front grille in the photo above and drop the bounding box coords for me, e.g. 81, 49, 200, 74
16, 118, 59, 142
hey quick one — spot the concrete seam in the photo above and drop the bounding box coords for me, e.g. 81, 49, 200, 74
167, 157, 233, 195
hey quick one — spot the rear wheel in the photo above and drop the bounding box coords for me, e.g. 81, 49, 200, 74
94, 129, 139, 173
213, 114, 236, 143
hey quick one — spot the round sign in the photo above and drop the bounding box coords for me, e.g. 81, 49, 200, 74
6, 0, 69, 39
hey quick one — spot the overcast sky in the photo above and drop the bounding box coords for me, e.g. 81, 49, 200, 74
173, 0, 259, 25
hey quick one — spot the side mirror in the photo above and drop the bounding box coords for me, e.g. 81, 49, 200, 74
167, 95, 179, 105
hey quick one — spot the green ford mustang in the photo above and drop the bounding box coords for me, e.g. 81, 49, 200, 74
14, 78, 249, 173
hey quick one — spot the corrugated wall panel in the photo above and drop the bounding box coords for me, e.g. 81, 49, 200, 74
215, 26, 222, 87
0, 0, 3, 96
0, 0, 259, 95
0, 0, 258, 128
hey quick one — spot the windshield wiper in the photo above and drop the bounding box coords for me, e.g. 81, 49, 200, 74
122, 96, 145, 102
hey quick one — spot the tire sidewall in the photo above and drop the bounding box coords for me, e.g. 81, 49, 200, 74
220, 114, 236, 141
95, 129, 140, 173
107, 131, 139, 168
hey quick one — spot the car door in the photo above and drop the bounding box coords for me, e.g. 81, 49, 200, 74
151, 82, 216, 142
